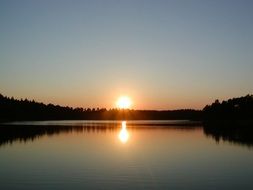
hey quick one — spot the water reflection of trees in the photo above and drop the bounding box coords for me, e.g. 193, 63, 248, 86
203, 122, 253, 148
0, 124, 200, 147
0, 124, 121, 146
1, 122, 252, 148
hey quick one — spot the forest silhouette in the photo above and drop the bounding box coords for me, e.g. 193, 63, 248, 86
1, 94, 253, 121
0, 93, 253, 122
203, 94, 253, 121
0, 94, 202, 121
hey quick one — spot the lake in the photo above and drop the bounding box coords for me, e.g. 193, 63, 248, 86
0, 120, 253, 190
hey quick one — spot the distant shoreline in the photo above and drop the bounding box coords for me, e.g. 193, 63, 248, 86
1, 94, 252, 123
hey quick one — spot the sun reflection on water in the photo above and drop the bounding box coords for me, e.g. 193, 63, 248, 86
118, 121, 129, 144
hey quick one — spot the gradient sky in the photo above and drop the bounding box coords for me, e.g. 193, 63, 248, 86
1, 0, 253, 109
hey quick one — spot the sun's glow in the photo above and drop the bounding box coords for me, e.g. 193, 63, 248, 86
118, 121, 129, 144
116, 96, 132, 109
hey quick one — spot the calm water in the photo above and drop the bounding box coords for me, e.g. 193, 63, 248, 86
0, 120, 253, 190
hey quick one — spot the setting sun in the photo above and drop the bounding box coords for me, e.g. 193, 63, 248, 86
116, 96, 132, 109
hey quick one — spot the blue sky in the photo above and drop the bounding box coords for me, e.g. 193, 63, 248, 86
0, 0, 253, 109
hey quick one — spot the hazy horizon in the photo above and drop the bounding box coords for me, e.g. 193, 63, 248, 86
1, 0, 253, 109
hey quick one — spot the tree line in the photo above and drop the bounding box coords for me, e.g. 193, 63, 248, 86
203, 94, 253, 121
1, 93, 252, 122
0, 94, 201, 122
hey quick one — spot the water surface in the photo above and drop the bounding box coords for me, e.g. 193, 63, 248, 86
0, 120, 253, 189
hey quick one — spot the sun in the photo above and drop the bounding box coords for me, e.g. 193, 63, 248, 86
116, 96, 132, 109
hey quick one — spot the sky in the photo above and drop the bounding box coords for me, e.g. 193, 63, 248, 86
0, 0, 253, 109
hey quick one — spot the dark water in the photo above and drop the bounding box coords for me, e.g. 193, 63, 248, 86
0, 120, 253, 190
